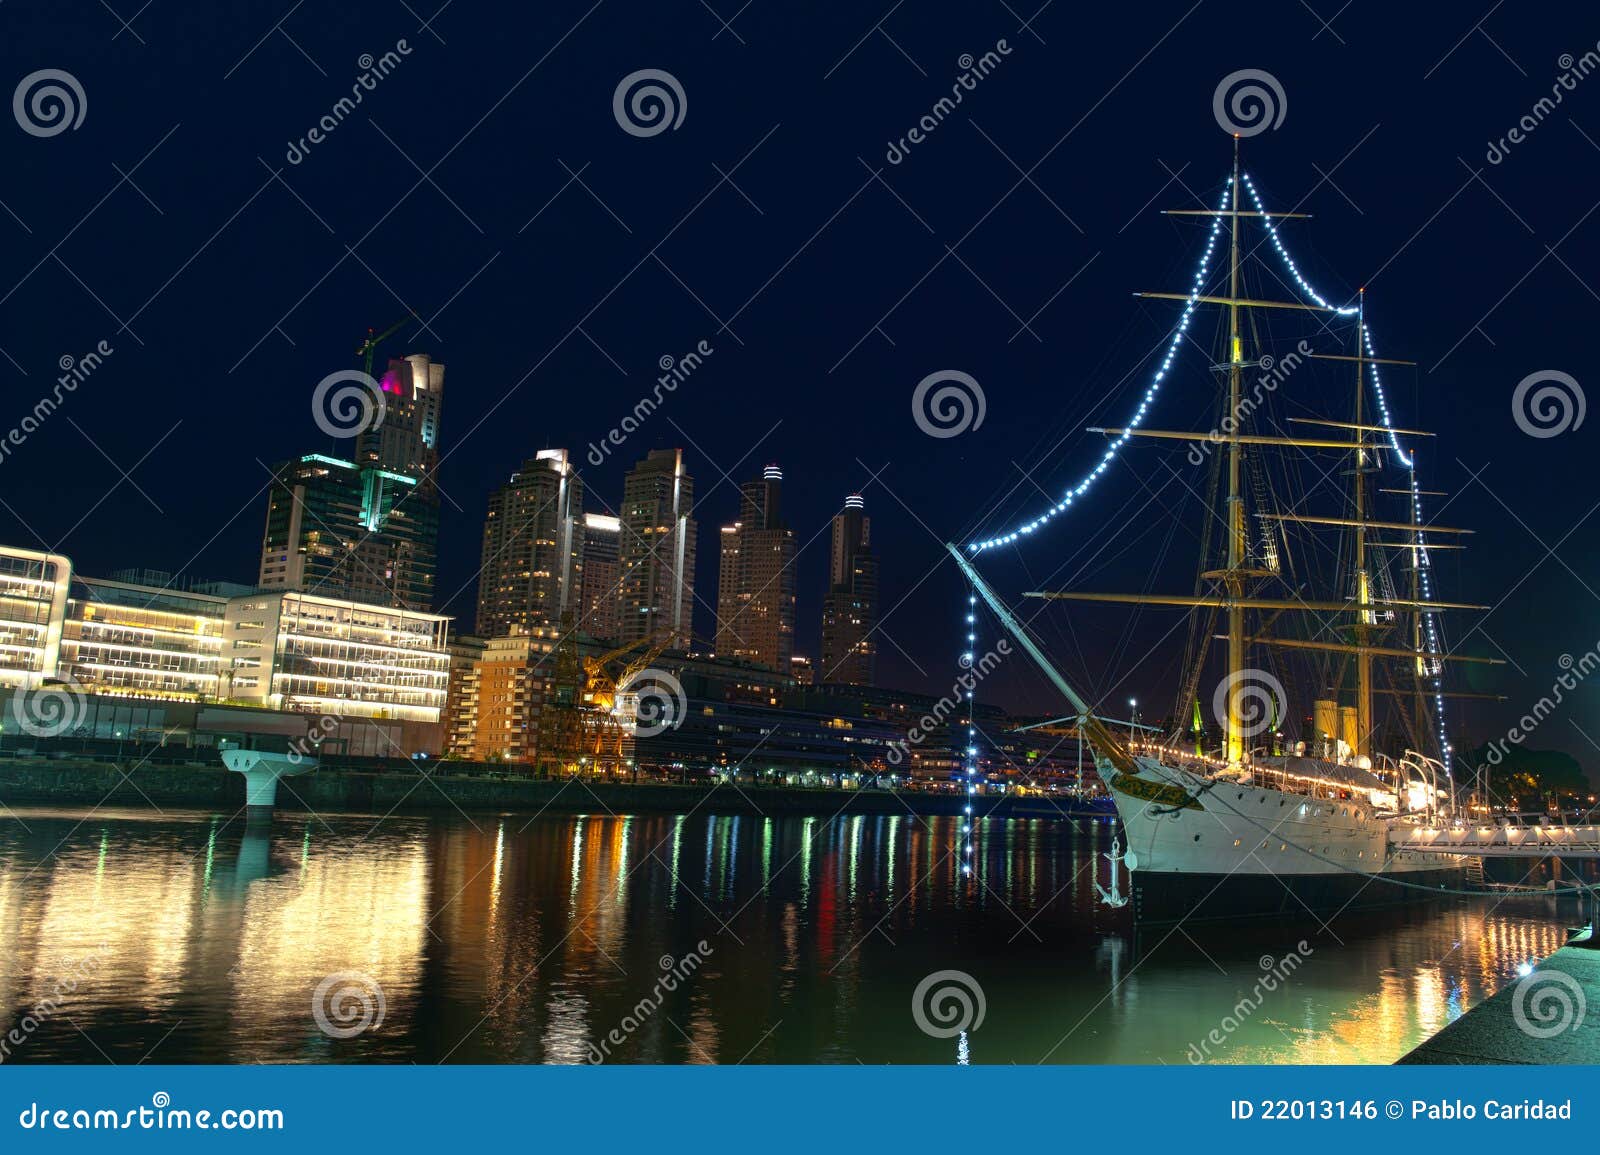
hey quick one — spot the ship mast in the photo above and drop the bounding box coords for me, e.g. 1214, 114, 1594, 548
1024, 147, 1498, 770
1224, 136, 1247, 766
1352, 289, 1373, 759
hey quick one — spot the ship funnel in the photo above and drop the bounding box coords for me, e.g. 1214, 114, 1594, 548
1313, 699, 1338, 758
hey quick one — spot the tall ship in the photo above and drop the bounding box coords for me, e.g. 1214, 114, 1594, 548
954, 142, 1487, 923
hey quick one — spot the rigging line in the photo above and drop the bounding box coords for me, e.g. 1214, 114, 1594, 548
1242, 172, 1453, 767
969, 179, 1234, 552
1101, 457, 1190, 701
1014, 550, 1089, 708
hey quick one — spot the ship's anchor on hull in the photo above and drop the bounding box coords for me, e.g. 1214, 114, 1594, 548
1096, 837, 1137, 908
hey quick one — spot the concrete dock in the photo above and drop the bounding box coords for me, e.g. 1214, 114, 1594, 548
1400, 937, 1600, 1063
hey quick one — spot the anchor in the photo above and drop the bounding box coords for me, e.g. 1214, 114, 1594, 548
1096, 836, 1137, 908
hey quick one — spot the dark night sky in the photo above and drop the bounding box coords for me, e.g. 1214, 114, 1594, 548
2, 2, 1597, 760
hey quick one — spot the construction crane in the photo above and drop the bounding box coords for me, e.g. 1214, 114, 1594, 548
536, 630, 676, 774
355, 314, 416, 381
593, 637, 672, 759
583, 635, 669, 714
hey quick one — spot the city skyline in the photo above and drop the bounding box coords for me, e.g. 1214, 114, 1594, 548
1, 4, 1593, 761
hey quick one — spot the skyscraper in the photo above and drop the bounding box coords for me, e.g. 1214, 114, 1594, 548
819, 493, 877, 686
257, 453, 437, 610
475, 449, 584, 639
578, 512, 622, 642
715, 464, 795, 671
360, 354, 444, 495
259, 353, 445, 611
618, 448, 696, 649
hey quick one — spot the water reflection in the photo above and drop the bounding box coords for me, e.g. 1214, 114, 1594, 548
0, 807, 1572, 1064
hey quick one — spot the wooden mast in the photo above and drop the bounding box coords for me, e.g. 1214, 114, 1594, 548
1348, 290, 1369, 757
1225, 135, 1247, 766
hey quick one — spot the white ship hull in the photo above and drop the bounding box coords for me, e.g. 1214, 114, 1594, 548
1106, 756, 1467, 924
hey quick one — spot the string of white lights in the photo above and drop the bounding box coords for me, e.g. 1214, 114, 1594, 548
1241, 173, 1451, 771
967, 179, 1233, 554
961, 591, 978, 879
963, 166, 1453, 770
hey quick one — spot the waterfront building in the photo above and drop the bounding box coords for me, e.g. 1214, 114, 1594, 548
475, 450, 584, 638
714, 464, 796, 672
443, 634, 487, 758
0, 546, 70, 689
359, 353, 445, 497
464, 628, 558, 763
256, 453, 438, 611
578, 512, 622, 643
258, 353, 445, 612
60, 576, 227, 701
819, 494, 878, 686
617, 449, 696, 649
218, 590, 449, 722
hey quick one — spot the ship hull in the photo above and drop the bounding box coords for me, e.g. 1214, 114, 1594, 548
1106, 756, 1467, 925
1131, 865, 1463, 925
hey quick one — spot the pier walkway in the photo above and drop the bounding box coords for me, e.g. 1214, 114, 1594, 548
1401, 936, 1600, 1064
1390, 824, 1600, 858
